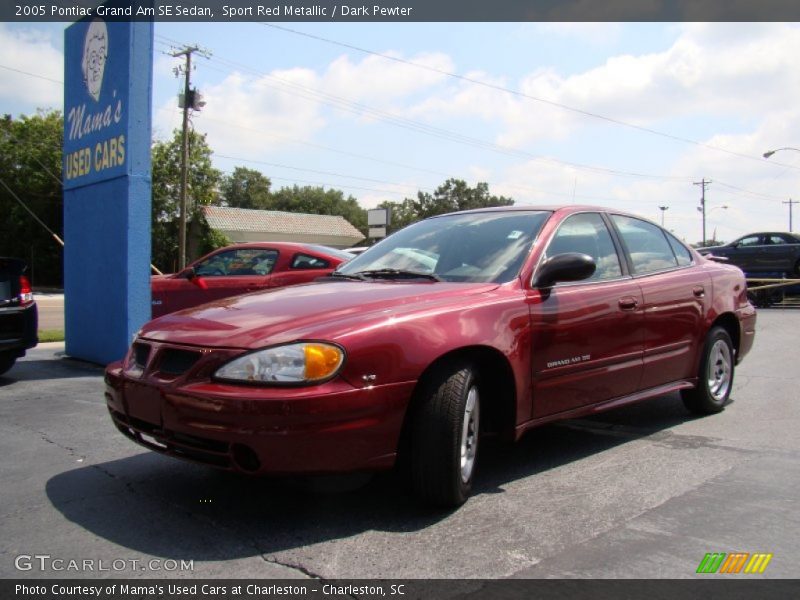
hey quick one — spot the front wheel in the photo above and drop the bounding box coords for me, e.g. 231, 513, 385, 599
411, 362, 481, 507
681, 326, 735, 415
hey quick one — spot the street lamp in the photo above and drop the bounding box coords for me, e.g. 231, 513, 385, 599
705, 205, 728, 244
658, 205, 669, 227
697, 204, 728, 245
763, 147, 800, 159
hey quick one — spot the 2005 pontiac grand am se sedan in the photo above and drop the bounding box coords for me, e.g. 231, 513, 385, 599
106, 206, 757, 507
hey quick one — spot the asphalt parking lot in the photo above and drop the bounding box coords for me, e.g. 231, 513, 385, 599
0, 309, 798, 580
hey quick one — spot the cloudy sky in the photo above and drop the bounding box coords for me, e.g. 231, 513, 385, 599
3, 20, 800, 243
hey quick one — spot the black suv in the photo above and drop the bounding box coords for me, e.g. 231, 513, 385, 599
0, 258, 38, 375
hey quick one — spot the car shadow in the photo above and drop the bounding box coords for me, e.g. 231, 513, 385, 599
0, 358, 103, 385
44, 392, 701, 562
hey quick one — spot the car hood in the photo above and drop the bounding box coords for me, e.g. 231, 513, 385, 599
139, 280, 500, 349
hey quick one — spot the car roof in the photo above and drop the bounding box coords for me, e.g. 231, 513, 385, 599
210, 242, 345, 255
734, 232, 799, 238
429, 204, 639, 218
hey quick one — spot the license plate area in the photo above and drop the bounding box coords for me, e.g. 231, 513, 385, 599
123, 381, 163, 426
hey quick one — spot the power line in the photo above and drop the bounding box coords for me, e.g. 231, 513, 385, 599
0, 64, 62, 85
197, 49, 690, 182
168, 33, 800, 189
215, 153, 424, 192
166, 108, 786, 210
260, 23, 800, 171
0, 177, 64, 246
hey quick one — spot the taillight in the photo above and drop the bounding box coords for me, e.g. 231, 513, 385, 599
19, 275, 33, 306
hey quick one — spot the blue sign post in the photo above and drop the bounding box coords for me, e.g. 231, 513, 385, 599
63, 17, 153, 364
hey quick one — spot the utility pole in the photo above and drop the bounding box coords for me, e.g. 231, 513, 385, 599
171, 45, 205, 270
694, 179, 712, 246
784, 199, 798, 232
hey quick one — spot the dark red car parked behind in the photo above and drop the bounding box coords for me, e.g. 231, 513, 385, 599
108, 207, 756, 507
151, 242, 353, 318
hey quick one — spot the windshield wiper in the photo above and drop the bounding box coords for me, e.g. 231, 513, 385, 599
351, 268, 441, 282
328, 271, 366, 281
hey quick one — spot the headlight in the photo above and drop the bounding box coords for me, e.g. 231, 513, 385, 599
214, 342, 345, 384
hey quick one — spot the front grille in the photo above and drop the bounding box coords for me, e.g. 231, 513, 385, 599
133, 342, 151, 369
157, 349, 201, 376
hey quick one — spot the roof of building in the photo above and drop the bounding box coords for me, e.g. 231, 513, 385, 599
203, 206, 363, 240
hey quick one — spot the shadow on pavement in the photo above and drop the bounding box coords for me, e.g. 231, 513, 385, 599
45, 393, 699, 562
0, 358, 103, 385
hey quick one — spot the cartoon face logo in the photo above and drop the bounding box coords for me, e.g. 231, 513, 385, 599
81, 19, 108, 102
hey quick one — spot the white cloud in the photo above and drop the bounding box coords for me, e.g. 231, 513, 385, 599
153, 50, 455, 156
404, 23, 800, 150
154, 67, 326, 156
0, 25, 63, 109
322, 51, 453, 108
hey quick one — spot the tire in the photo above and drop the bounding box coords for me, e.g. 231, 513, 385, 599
0, 352, 16, 377
682, 327, 735, 415
410, 362, 481, 507
794, 258, 800, 278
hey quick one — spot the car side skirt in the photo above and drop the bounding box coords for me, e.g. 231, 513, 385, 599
514, 380, 697, 440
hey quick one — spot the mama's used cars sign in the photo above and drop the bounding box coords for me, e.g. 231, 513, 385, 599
64, 17, 128, 186
63, 11, 153, 365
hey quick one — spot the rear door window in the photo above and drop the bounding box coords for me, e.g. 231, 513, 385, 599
545, 213, 622, 282
291, 254, 331, 270
665, 231, 693, 266
611, 215, 679, 274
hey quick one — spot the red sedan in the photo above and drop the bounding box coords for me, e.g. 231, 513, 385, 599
108, 207, 756, 507
150, 242, 353, 318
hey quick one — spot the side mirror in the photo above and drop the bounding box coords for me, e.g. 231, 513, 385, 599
534, 253, 596, 289
182, 267, 208, 290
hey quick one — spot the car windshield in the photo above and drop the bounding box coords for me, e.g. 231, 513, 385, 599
337, 211, 550, 283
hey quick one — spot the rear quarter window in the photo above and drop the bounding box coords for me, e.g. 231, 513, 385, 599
291, 254, 331, 269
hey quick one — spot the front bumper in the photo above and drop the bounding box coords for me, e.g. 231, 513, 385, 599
104, 340, 414, 475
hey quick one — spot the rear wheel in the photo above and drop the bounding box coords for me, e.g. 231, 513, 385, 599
682, 326, 734, 415
0, 352, 17, 376
411, 362, 480, 507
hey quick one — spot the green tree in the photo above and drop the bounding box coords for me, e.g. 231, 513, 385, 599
413, 178, 513, 219
219, 166, 272, 209
268, 185, 368, 237
151, 129, 222, 271
378, 198, 417, 234
380, 179, 514, 234
0, 110, 64, 286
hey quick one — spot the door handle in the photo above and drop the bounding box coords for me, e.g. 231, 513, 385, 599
693, 286, 705, 298
618, 297, 638, 311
